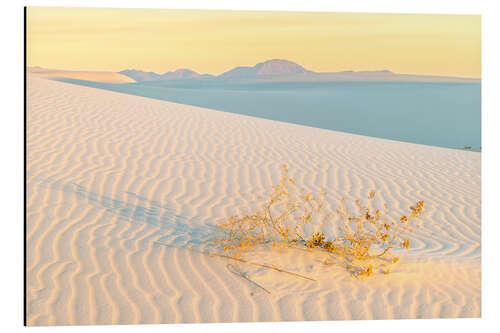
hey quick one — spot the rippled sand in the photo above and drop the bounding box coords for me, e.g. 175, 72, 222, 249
26, 75, 480, 325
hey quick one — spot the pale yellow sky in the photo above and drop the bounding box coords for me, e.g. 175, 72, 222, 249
27, 7, 481, 77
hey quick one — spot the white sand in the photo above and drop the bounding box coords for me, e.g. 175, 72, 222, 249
26, 75, 481, 325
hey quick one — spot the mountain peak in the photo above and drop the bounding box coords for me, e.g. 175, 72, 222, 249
119, 69, 161, 82
120, 68, 201, 81
254, 59, 310, 75
219, 59, 311, 78
162, 68, 199, 79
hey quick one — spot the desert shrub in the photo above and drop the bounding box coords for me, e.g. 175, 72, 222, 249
216, 165, 330, 253
310, 194, 424, 277
216, 165, 424, 277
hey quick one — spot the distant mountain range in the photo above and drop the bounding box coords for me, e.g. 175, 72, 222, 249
119, 68, 215, 82
119, 59, 479, 83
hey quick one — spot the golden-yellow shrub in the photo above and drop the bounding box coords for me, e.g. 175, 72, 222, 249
216, 165, 424, 277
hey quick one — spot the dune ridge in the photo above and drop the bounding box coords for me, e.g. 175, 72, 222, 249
26, 75, 480, 325
28, 67, 136, 83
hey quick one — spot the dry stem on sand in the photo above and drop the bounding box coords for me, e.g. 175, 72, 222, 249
216, 165, 424, 279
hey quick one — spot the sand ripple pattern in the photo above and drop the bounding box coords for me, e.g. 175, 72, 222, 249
26, 77, 481, 325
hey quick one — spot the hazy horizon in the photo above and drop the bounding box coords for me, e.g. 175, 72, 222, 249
27, 7, 481, 78
28, 61, 481, 80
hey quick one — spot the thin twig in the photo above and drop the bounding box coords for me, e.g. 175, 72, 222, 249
153, 241, 316, 282
208, 251, 316, 282
227, 264, 271, 294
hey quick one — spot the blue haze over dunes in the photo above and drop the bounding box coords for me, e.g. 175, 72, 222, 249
53, 59, 481, 151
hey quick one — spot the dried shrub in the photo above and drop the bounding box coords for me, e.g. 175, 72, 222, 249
216, 165, 424, 278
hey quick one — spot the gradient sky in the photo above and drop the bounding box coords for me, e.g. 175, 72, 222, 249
27, 7, 481, 77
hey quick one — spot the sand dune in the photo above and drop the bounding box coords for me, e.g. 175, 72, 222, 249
26, 75, 480, 325
28, 67, 135, 83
